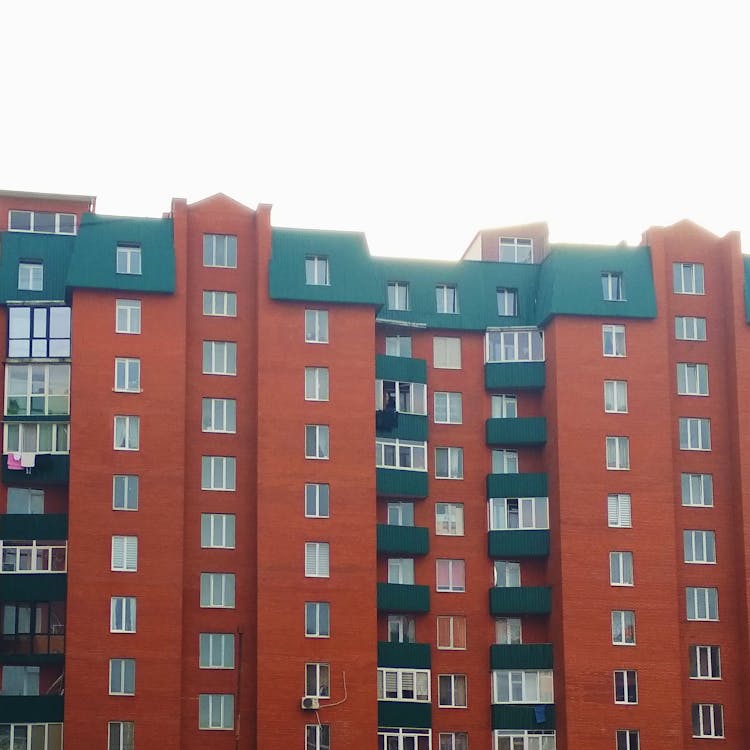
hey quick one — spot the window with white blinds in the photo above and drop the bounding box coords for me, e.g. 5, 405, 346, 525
607, 494, 632, 527
377, 668, 431, 701
111, 536, 137, 571
304, 542, 330, 577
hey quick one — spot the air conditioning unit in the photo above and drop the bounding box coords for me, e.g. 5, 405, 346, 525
301, 697, 320, 710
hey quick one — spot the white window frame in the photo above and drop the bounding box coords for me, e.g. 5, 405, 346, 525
200, 573, 235, 608
434, 392, 462, 424
385, 335, 411, 357
435, 284, 459, 314
387, 614, 416, 644
8, 209, 76, 235
305, 367, 330, 401
113, 474, 138, 511
305, 309, 328, 343
690, 645, 721, 679
202, 341, 237, 376
681, 473, 713, 506
305, 483, 330, 518
433, 336, 462, 369
115, 299, 141, 334
201, 456, 236, 491
387, 501, 414, 526
492, 449, 519, 474
609, 551, 633, 586
387, 282, 410, 311
3, 422, 70, 455
305, 662, 330, 698
675, 316, 707, 341
604, 380, 628, 413
436, 558, 465, 592
305, 602, 330, 638
0, 541, 66, 573
613, 669, 637, 704
306, 724, 331, 750
679, 417, 711, 451
6, 487, 44, 514
686, 586, 718, 621
435, 447, 463, 479
492, 669, 554, 703
199, 633, 235, 669
684, 530, 716, 564
109, 658, 135, 695
305, 542, 330, 578
607, 493, 632, 528
18, 262, 43, 291
436, 615, 466, 650
615, 730, 639, 750
601, 272, 625, 301
494, 560, 521, 587
201, 398, 236, 433
497, 287, 518, 316
305, 424, 330, 459
493, 731, 556, 749
111, 536, 138, 572
439, 732, 468, 750
388, 557, 415, 585
305, 255, 329, 285
606, 436, 630, 470
489, 497, 549, 530
491, 394, 518, 418
116, 244, 142, 275
110, 596, 136, 633
202, 290, 237, 317
203, 234, 237, 268
495, 617, 522, 645
437, 674, 467, 707
674, 262, 705, 294
114, 358, 141, 393
602, 324, 626, 357
200, 513, 236, 548
376, 379, 427, 415
485, 329, 544, 363
198, 693, 234, 730
113, 416, 139, 451
677, 363, 709, 396
499, 237, 533, 263
611, 610, 635, 645
376, 438, 427, 471
377, 668, 431, 702
435, 503, 464, 536
109, 721, 135, 750
692, 703, 723, 738
5, 363, 71, 418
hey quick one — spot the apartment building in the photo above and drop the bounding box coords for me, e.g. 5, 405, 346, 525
0, 188, 746, 749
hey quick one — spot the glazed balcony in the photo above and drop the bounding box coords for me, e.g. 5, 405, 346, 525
0, 542, 66, 574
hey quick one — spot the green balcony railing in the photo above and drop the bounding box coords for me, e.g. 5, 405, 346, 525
490, 644, 553, 670
488, 530, 550, 558
376, 413, 428, 442
377, 525, 429, 555
491, 704, 555, 730
489, 586, 552, 615
485, 362, 545, 390
377, 583, 430, 613
0, 695, 64, 723
378, 701, 432, 729
377, 468, 429, 498
2, 455, 69, 485
376, 355, 428, 384
0, 573, 66, 601
0, 514, 68, 540
378, 642, 431, 669
487, 473, 548, 499
486, 417, 547, 446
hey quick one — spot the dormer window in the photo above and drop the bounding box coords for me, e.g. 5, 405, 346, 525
18, 262, 43, 291
499, 237, 533, 263
116, 244, 142, 275
8, 210, 76, 235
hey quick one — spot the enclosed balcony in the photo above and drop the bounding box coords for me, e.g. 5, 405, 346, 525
377, 525, 429, 556
488, 530, 550, 558
2, 455, 69, 485
489, 586, 552, 615
0, 601, 65, 660
486, 417, 547, 446
0, 542, 66, 574
0, 663, 64, 722
377, 583, 430, 613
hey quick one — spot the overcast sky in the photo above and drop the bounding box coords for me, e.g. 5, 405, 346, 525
2, 1, 747, 258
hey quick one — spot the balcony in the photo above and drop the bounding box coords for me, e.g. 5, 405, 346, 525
486, 417, 547, 446
377, 468, 428, 498
491, 704, 555, 731
0, 695, 64, 723
487, 473, 548, 499
489, 587, 552, 615
490, 644, 553, 670
0, 515, 68, 541
378, 701, 432, 729
485, 362, 545, 390
378, 642, 431, 669
2, 455, 69, 485
0, 574, 66, 601
376, 354, 427, 384
376, 413, 428, 442
377, 583, 430, 613
1, 542, 66, 573
377, 525, 429, 556
488, 530, 550, 558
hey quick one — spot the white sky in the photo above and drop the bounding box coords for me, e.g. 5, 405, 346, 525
1, 1, 748, 259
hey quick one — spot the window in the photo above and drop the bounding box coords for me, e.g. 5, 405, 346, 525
115, 300, 141, 335
305, 256, 329, 285
0, 666, 39, 695
496, 617, 522, 644
385, 335, 411, 357
387, 615, 416, 643
610, 551, 633, 586
6, 488, 44, 514
674, 262, 705, 294
606, 437, 630, 470
692, 703, 723, 738
491, 396, 517, 420
201, 514, 235, 548
305, 367, 329, 401
377, 668, 430, 701
110, 597, 136, 633
434, 392, 462, 424
439, 733, 468, 750
494, 561, 521, 587
677, 363, 709, 396
305, 309, 328, 343
604, 381, 628, 413
492, 670, 553, 703
306, 724, 331, 750
611, 610, 635, 645
493, 449, 519, 474
202, 291, 237, 316
200, 633, 234, 669
489, 497, 549, 530
305, 484, 330, 518
202, 398, 236, 433
9, 209, 76, 235
111, 475, 138, 512
684, 530, 716, 563
437, 616, 466, 650
305, 663, 330, 697
3, 422, 70, 454
613, 670, 637, 704
675, 316, 707, 341
435, 503, 464, 535
305, 602, 330, 638
200, 573, 235, 608
616, 730, 639, 750
109, 721, 135, 750
387, 501, 414, 526
114, 359, 140, 393
437, 559, 465, 592
199, 694, 234, 730
436, 284, 459, 313
201, 456, 236, 490
602, 272, 625, 301
686, 586, 718, 621
18, 263, 43, 291
203, 234, 237, 268
486, 330, 544, 363
305, 425, 330, 459
494, 731, 556, 750
8, 305, 71, 356
387, 282, 410, 311
499, 237, 533, 263
681, 473, 713, 506
438, 674, 467, 707
5, 364, 70, 416
388, 558, 415, 584
433, 337, 461, 369
305, 542, 330, 578
202, 341, 237, 375
497, 288, 518, 316
376, 439, 427, 471
109, 659, 135, 695
111, 536, 137, 572
603, 325, 626, 357
376, 379, 427, 415
607, 494, 632, 528
116, 245, 141, 275
690, 645, 721, 679
679, 417, 711, 450
435, 447, 463, 479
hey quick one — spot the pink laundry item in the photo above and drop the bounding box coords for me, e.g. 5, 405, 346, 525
7, 453, 22, 470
